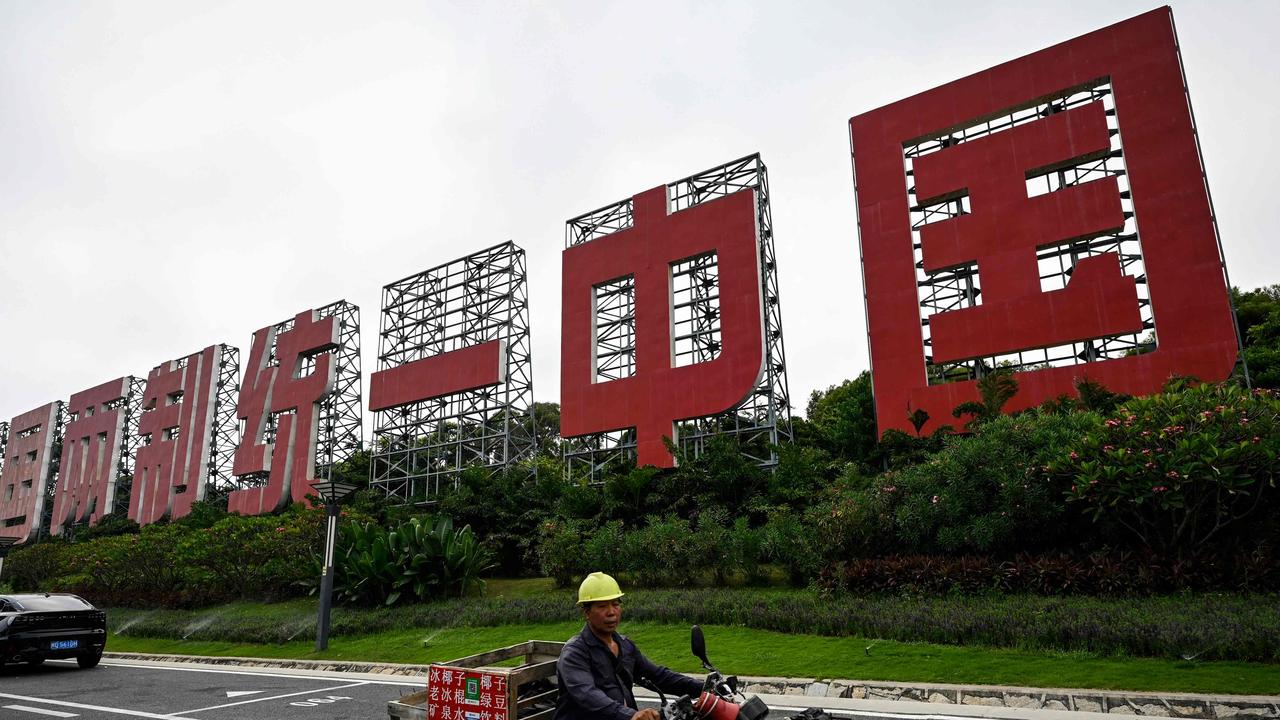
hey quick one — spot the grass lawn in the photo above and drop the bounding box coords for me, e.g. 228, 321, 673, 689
107, 619, 1280, 697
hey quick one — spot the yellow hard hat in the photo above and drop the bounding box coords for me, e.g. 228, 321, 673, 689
577, 571, 625, 604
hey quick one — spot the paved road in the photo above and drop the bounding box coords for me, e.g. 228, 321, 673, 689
0, 658, 421, 720
0, 658, 1136, 720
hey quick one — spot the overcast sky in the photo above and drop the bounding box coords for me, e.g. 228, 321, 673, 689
2, 1, 1277, 434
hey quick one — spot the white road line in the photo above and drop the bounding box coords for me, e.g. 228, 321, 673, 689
0, 694, 197, 720
3, 705, 79, 718
57, 659, 422, 686
174, 681, 370, 714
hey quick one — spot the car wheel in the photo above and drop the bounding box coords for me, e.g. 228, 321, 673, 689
76, 653, 101, 669
27, 658, 45, 666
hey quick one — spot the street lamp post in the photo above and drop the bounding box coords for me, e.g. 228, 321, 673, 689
0, 537, 19, 584
311, 479, 357, 652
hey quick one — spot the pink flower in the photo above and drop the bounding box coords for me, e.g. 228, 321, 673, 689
931, 495, 940, 504
1069, 451, 1079, 460
1152, 485, 1168, 493
1166, 470, 1180, 479
1102, 445, 1115, 452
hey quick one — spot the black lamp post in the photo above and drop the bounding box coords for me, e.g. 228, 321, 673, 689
0, 537, 18, 584
311, 479, 357, 652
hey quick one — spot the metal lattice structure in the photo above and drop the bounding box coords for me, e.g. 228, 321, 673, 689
315, 302, 363, 481
563, 154, 793, 478
35, 403, 66, 542
100, 376, 147, 519
905, 81, 1155, 384
204, 344, 243, 502
371, 242, 537, 503
0, 422, 7, 481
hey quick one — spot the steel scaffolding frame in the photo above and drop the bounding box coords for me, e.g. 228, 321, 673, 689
0, 422, 8, 481
315, 302, 363, 481
204, 345, 243, 502
371, 241, 537, 503
35, 403, 66, 541
904, 81, 1155, 384
563, 154, 793, 479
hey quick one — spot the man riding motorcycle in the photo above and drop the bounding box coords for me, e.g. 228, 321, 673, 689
554, 572, 703, 720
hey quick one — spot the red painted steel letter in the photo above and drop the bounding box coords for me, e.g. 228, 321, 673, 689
50, 378, 134, 534
561, 186, 765, 468
849, 8, 1238, 435
131, 346, 224, 525
0, 403, 61, 545
227, 309, 338, 515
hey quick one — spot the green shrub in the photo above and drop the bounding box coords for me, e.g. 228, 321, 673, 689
330, 516, 493, 606
860, 410, 1096, 556
1052, 383, 1280, 556
3, 538, 72, 592
538, 519, 590, 587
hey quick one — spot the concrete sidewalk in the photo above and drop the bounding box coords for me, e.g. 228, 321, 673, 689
103, 652, 1280, 719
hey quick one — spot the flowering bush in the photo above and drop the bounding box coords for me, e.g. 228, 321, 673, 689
1050, 383, 1280, 556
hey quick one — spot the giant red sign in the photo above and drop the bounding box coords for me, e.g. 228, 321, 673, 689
0, 403, 61, 544
228, 308, 338, 515
561, 186, 765, 468
850, 8, 1237, 435
50, 378, 135, 534
131, 346, 226, 525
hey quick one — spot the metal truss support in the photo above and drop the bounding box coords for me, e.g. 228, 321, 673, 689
101, 377, 146, 519
0, 422, 7, 480
315, 302, 363, 482
370, 241, 537, 504
35, 403, 66, 542
204, 344, 243, 503
563, 154, 793, 480
904, 82, 1156, 384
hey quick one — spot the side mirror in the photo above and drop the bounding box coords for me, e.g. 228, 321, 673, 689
691, 625, 710, 667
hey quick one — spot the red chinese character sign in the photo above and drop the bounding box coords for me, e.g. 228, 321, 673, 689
426, 665, 509, 720
0, 403, 63, 544
369, 242, 537, 503
228, 301, 362, 515
131, 345, 238, 526
561, 156, 791, 474
49, 377, 143, 535
850, 8, 1238, 436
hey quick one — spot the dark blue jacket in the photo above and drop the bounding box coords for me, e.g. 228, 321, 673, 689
555, 624, 703, 720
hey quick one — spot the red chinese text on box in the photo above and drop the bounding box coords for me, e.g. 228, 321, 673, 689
849, 8, 1237, 436
425, 664, 509, 720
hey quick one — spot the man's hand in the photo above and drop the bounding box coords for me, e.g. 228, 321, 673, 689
634, 709, 661, 720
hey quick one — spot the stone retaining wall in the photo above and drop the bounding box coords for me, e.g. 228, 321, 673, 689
740, 677, 1279, 719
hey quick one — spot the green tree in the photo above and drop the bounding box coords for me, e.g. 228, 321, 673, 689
805, 371, 880, 469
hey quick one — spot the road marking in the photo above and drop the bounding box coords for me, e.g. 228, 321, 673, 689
3, 705, 79, 718
175, 681, 369, 714
0, 694, 198, 720
224, 690, 262, 698
64, 659, 421, 686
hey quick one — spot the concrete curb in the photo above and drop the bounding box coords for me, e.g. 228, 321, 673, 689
102, 652, 1280, 719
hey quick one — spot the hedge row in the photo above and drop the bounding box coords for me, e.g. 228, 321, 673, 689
107, 589, 1280, 662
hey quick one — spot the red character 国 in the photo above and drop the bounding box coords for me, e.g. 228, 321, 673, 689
850, 8, 1237, 435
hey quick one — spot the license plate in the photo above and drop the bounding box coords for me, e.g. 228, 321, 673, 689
50, 639, 79, 650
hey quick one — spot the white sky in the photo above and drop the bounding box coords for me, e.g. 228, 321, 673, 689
2, 1, 1278, 432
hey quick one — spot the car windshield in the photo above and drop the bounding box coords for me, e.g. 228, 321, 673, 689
8, 595, 92, 611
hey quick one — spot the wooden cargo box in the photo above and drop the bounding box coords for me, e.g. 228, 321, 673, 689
389, 640, 564, 720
